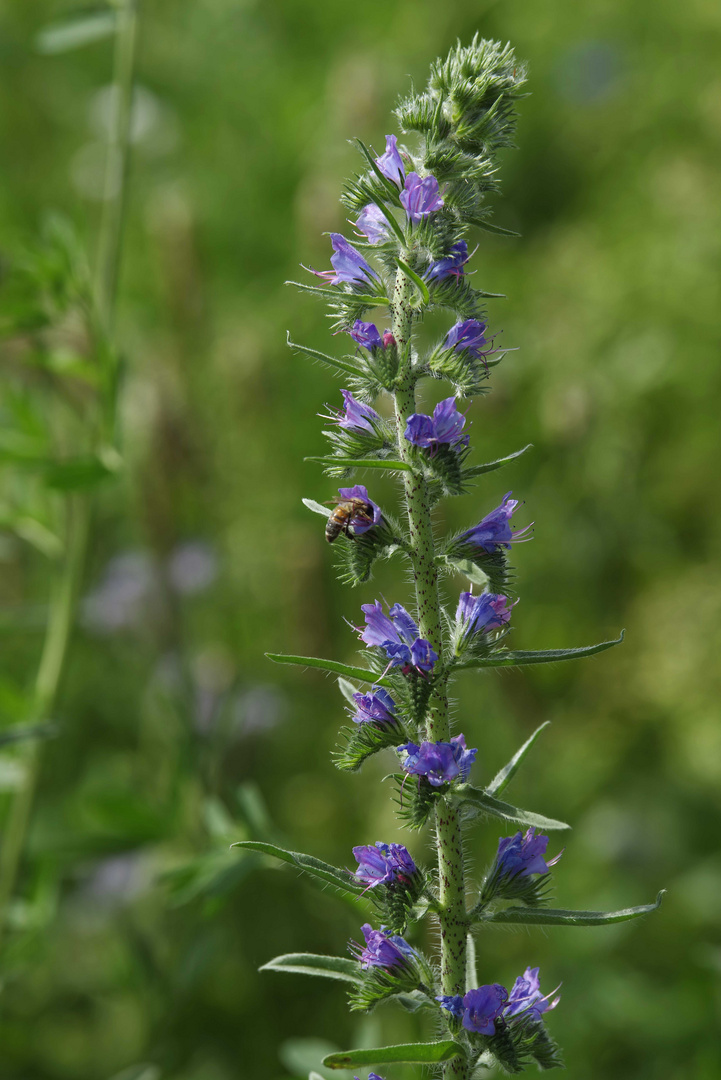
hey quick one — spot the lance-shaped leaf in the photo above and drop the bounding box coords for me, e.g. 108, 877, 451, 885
455, 632, 624, 670
462, 444, 532, 478
305, 456, 414, 473
303, 498, 332, 518
266, 653, 390, 686
486, 721, 551, 797
260, 953, 362, 985
453, 785, 570, 831
287, 281, 387, 306
36, 11, 116, 54
288, 334, 359, 378
476, 891, 665, 927
323, 1041, 463, 1070
231, 840, 364, 895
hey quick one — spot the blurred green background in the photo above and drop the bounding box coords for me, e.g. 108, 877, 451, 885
0, 1, 720, 1078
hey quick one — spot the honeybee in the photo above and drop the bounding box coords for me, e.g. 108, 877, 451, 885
325, 496, 374, 543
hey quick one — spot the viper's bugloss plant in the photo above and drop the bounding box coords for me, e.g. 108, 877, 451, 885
240, 36, 664, 1078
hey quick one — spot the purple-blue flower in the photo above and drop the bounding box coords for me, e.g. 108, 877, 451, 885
356, 923, 416, 969
505, 967, 560, 1023
400, 172, 444, 223
444, 319, 489, 359
456, 591, 514, 636
461, 984, 509, 1035
459, 492, 532, 553
352, 842, 418, 889
375, 134, 405, 186
427, 241, 470, 282
437, 994, 464, 1018
356, 1074, 385, 1080
496, 828, 562, 879
336, 485, 382, 535
332, 389, 381, 433
356, 203, 390, 244
398, 734, 477, 787
313, 233, 378, 287
348, 320, 384, 350
404, 397, 468, 450
351, 687, 398, 726
358, 600, 438, 674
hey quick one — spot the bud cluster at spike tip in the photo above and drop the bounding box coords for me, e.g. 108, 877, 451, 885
352, 841, 418, 889
358, 600, 438, 674
404, 396, 468, 450
398, 735, 477, 786
459, 491, 532, 553
350, 687, 398, 727
437, 967, 560, 1033
496, 828, 563, 878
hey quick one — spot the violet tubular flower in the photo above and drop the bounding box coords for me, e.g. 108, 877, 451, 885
404, 396, 468, 451
437, 994, 464, 1019
462, 984, 509, 1035
459, 491, 532, 553
375, 134, 405, 186
398, 734, 477, 787
352, 841, 418, 889
331, 389, 381, 434
505, 967, 560, 1023
456, 591, 514, 638
444, 318, 490, 359
348, 320, 384, 351
312, 233, 379, 288
400, 172, 444, 223
337, 485, 382, 535
356, 203, 391, 244
356, 923, 417, 969
350, 687, 398, 726
497, 828, 563, 879
358, 600, 437, 674
427, 241, 470, 282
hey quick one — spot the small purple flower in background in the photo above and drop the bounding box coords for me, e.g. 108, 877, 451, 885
398, 734, 477, 787
404, 396, 468, 451
82, 551, 155, 634
352, 841, 418, 889
375, 134, 405, 186
505, 967, 560, 1023
437, 994, 464, 1018
358, 600, 438, 674
427, 241, 470, 282
456, 591, 514, 638
331, 389, 381, 434
444, 319, 490, 359
497, 829, 563, 879
356, 203, 390, 244
356, 923, 417, 969
400, 172, 444, 223
462, 984, 509, 1035
348, 320, 384, 350
311, 233, 378, 287
338, 485, 382, 534
459, 492, 532, 553
351, 687, 398, 726
168, 541, 217, 595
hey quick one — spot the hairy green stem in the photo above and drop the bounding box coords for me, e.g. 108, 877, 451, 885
391, 267, 469, 1078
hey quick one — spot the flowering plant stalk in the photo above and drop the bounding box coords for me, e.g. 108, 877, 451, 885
238, 37, 663, 1078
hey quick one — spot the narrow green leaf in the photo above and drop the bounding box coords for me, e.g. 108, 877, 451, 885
0, 722, 57, 747
453, 785, 571, 831
395, 258, 430, 307
260, 953, 362, 985
36, 11, 116, 54
231, 840, 363, 895
354, 139, 404, 202
323, 1042, 462, 1070
478, 891, 665, 927
438, 556, 489, 587
463, 444, 532, 478
486, 721, 551, 797
303, 498, 331, 518
287, 334, 359, 377
266, 653, 389, 685
456, 632, 625, 669
42, 455, 117, 491
286, 281, 387, 306
467, 216, 521, 238
337, 677, 358, 706
305, 456, 414, 473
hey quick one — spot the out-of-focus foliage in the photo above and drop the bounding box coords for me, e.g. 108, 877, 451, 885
0, 1, 719, 1078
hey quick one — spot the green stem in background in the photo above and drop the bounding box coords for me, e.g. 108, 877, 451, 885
391, 267, 469, 1079
0, 0, 139, 955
